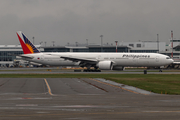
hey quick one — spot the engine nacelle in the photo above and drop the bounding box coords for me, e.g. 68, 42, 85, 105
96, 61, 113, 70
112, 66, 125, 71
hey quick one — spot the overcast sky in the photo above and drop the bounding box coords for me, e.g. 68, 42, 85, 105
1, 0, 180, 46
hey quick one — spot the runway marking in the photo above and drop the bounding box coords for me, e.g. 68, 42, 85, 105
82, 79, 108, 92
44, 79, 53, 95
89, 78, 148, 95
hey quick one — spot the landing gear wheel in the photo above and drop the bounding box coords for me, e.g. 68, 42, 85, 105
83, 69, 101, 72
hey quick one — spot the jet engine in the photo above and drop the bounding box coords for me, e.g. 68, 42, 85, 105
96, 61, 113, 70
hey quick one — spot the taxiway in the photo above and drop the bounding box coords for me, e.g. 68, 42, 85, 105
0, 78, 179, 119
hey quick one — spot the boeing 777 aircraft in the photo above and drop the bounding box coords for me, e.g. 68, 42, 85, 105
16, 31, 173, 72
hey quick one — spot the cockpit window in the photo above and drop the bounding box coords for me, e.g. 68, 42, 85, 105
166, 57, 170, 59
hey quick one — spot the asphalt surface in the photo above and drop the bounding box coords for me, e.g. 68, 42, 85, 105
0, 78, 180, 119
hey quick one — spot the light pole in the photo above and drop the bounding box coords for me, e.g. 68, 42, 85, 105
32, 37, 35, 44
52, 41, 55, 46
100, 35, 103, 52
157, 34, 159, 53
115, 41, 118, 53
39, 41, 43, 45
44, 42, 46, 47
86, 39, 88, 46
171, 30, 173, 58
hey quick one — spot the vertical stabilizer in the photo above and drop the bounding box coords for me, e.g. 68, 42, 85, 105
16, 31, 40, 54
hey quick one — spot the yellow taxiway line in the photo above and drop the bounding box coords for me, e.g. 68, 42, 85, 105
44, 79, 53, 95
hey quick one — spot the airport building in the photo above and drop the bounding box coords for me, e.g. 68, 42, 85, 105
43, 41, 166, 54
43, 45, 130, 52
0, 45, 42, 67
0, 40, 179, 67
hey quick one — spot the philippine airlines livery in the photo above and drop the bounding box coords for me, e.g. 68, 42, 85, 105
16, 31, 173, 72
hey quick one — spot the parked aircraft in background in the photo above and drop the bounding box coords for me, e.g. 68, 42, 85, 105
16, 31, 174, 72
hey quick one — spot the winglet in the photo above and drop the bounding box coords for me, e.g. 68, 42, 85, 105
16, 31, 40, 54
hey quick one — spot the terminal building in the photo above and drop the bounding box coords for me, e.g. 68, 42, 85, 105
0, 40, 179, 67
0, 45, 41, 67
43, 41, 166, 53
44, 45, 130, 53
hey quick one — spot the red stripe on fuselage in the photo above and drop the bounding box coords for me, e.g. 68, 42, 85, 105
17, 33, 32, 54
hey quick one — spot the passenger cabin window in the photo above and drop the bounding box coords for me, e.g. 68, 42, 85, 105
166, 57, 170, 59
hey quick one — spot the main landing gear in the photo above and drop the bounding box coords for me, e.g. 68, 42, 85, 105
83, 69, 101, 72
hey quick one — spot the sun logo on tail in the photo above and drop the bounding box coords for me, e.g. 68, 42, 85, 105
26, 44, 34, 53
22, 33, 40, 53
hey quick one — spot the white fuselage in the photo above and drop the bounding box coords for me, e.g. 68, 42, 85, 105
20, 52, 173, 67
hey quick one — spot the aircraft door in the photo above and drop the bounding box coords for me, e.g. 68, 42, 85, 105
97, 54, 107, 61
156, 56, 159, 62
132, 57, 138, 66
97, 55, 102, 60
41, 55, 44, 61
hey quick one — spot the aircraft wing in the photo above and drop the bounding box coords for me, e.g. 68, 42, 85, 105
60, 56, 98, 63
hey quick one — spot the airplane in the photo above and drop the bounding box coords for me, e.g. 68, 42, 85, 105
16, 31, 174, 72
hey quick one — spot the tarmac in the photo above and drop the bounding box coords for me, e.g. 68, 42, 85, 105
0, 77, 180, 119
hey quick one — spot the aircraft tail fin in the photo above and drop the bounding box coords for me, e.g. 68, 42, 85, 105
16, 31, 40, 54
